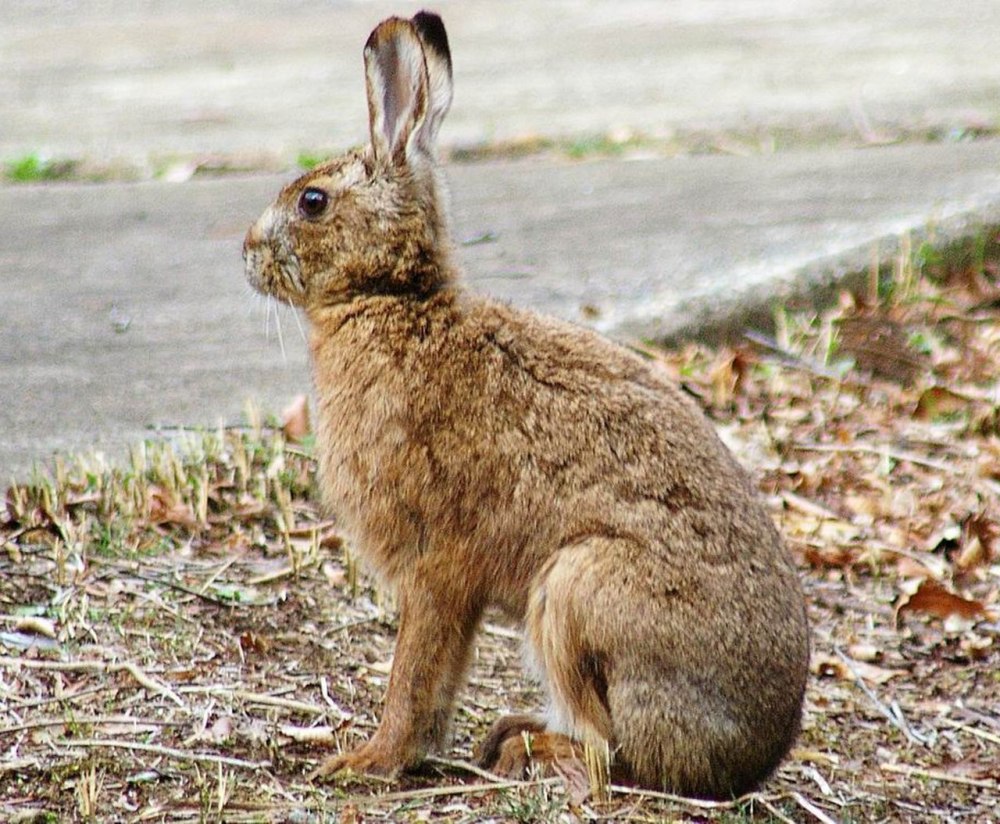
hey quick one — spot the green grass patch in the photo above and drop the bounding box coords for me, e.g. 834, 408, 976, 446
5, 153, 78, 183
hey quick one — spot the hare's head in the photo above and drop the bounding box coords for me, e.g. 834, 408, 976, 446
244, 12, 454, 310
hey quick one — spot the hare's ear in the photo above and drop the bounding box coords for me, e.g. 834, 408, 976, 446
411, 11, 453, 157
364, 17, 429, 166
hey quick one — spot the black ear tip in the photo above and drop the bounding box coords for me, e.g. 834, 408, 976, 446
412, 11, 450, 60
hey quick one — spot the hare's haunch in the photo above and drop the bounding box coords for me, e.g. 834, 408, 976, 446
244, 11, 809, 800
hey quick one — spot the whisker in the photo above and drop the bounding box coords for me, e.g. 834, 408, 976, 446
292, 307, 307, 343
247, 289, 264, 322
272, 297, 288, 361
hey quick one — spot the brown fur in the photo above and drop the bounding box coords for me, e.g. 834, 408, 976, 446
243, 12, 809, 800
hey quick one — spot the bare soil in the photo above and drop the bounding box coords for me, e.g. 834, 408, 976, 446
2, 236, 999, 822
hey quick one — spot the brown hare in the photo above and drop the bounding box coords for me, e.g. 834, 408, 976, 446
244, 11, 809, 799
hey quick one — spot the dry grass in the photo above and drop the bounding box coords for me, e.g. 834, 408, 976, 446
2, 232, 999, 822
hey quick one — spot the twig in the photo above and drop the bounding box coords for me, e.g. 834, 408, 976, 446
247, 565, 296, 585
780, 490, 843, 521
743, 330, 863, 383
791, 792, 841, 824
177, 686, 335, 717
329, 616, 379, 635
939, 717, 1000, 746
0, 715, 178, 736
0, 657, 113, 672
119, 662, 185, 708
793, 442, 954, 474
424, 755, 513, 783
833, 647, 928, 746
757, 797, 799, 824
85, 557, 238, 608
0, 758, 40, 774
879, 761, 998, 789
128, 570, 237, 607
361, 776, 561, 804
60, 738, 269, 770
11, 683, 115, 710
0, 657, 185, 708
804, 765, 833, 797
608, 784, 759, 809
200, 556, 241, 595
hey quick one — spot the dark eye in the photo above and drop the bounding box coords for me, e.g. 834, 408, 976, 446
298, 187, 329, 219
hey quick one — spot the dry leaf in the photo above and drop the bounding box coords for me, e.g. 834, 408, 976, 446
812, 653, 904, 685
895, 556, 942, 580
959, 633, 993, 660
803, 544, 858, 569
208, 715, 234, 743
955, 513, 998, 573
782, 490, 843, 521
791, 748, 841, 766
913, 386, 971, 421
322, 562, 347, 587
368, 659, 393, 676
146, 484, 198, 528
846, 643, 882, 663
836, 315, 923, 384
281, 394, 311, 442
239, 631, 271, 656
894, 578, 991, 625
279, 724, 336, 744
15, 615, 57, 639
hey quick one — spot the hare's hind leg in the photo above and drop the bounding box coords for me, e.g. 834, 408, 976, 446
476, 713, 583, 778
479, 540, 615, 778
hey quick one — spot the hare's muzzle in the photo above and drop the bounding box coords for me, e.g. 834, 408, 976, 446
243, 221, 271, 295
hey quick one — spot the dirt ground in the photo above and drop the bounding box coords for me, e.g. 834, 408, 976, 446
2, 234, 999, 822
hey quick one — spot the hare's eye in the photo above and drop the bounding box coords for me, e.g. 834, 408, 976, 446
298, 187, 329, 219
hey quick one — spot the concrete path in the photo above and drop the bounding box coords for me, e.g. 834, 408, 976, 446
4, 0, 999, 166
2, 1, 1000, 478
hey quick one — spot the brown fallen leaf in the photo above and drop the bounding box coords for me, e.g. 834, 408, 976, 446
811, 653, 905, 685
239, 631, 271, 657
146, 484, 199, 528
894, 578, 992, 626
802, 543, 858, 569
959, 633, 994, 660
836, 314, 924, 384
281, 394, 311, 443
913, 386, 972, 421
955, 512, 998, 574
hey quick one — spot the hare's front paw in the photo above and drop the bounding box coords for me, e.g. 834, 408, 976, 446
309, 742, 405, 782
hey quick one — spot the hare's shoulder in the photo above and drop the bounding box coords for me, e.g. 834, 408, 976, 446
454, 296, 684, 402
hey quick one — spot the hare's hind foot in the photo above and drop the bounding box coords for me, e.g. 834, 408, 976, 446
477, 714, 582, 779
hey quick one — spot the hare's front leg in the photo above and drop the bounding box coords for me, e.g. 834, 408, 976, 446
312, 575, 482, 780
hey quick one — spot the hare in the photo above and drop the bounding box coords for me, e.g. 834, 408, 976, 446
243, 11, 809, 799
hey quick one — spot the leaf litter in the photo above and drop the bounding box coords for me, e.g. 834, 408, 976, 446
2, 230, 1000, 822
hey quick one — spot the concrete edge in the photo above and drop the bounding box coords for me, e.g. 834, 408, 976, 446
638, 199, 1000, 346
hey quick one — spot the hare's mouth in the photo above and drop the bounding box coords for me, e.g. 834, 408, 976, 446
243, 244, 272, 296
244, 242, 306, 306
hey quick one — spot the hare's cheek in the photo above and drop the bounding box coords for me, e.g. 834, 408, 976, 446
278, 253, 306, 299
